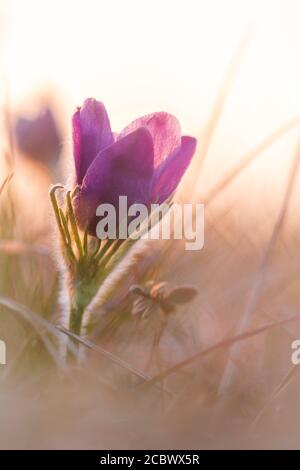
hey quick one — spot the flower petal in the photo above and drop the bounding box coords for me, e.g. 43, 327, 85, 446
74, 127, 154, 235
72, 98, 114, 184
151, 136, 197, 203
119, 112, 181, 167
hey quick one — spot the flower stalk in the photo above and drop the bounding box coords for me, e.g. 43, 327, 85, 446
50, 184, 126, 360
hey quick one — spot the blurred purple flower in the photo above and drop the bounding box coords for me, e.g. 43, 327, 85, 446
14, 108, 62, 165
73, 98, 197, 235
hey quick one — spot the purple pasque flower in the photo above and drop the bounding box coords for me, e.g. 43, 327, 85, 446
14, 108, 62, 165
73, 98, 197, 235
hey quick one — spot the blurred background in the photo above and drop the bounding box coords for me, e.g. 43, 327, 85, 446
0, 0, 300, 450
1, 0, 300, 213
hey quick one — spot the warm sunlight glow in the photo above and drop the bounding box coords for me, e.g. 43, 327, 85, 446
1, 0, 300, 170
1, 0, 259, 134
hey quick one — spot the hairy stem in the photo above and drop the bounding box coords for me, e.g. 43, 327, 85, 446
69, 303, 85, 336
67, 293, 86, 362
66, 267, 98, 362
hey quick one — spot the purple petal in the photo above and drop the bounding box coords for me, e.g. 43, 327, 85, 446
119, 112, 181, 168
74, 127, 154, 235
152, 136, 197, 203
72, 98, 114, 184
